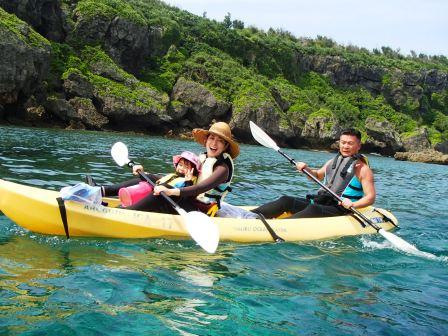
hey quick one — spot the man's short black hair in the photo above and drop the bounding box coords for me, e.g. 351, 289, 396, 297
340, 128, 361, 141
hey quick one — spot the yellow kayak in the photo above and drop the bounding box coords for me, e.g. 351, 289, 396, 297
0, 179, 398, 242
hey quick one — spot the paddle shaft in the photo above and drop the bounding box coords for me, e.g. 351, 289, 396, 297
277, 149, 382, 232
127, 161, 181, 213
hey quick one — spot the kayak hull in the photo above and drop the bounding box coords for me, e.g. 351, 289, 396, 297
0, 179, 398, 242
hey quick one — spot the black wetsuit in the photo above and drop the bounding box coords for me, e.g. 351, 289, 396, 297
251, 195, 347, 219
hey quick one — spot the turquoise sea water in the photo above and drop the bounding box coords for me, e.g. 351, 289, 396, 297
0, 125, 447, 335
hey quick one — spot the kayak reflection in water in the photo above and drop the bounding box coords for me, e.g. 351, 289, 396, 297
251, 128, 376, 219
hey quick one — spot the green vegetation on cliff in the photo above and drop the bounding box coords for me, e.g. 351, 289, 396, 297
74, 0, 146, 25
0, 7, 49, 47
1, 0, 447, 146
121, 0, 447, 142
59, 45, 167, 111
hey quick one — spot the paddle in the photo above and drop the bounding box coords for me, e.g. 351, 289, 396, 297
110, 142, 219, 254
249, 121, 420, 254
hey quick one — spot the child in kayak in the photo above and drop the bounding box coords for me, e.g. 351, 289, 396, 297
93, 151, 201, 208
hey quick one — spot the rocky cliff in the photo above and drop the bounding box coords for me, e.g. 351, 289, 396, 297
1, 0, 447, 164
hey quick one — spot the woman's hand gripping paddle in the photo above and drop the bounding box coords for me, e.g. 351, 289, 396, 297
249, 121, 422, 255
111, 142, 219, 253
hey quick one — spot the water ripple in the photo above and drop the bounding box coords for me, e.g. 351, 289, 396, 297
1, 126, 448, 335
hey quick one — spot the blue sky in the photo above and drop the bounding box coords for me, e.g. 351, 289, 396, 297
163, 0, 448, 56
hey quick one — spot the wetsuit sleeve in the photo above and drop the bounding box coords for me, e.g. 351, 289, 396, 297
183, 180, 194, 187
145, 173, 163, 181
179, 163, 229, 198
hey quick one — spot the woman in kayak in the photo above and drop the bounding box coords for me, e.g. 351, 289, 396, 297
153, 121, 240, 216
99, 121, 240, 215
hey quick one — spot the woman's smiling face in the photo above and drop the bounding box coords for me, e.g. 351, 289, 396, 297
205, 133, 228, 157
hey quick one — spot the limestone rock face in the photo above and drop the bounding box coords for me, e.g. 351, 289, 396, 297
364, 117, 404, 155
435, 140, 448, 154
1, 2, 447, 162
0, 0, 68, 42
394, 150, 448, 165
301, 113, 341, 147
171, 77, 231, 126
44, 96, 77, 122
229, 98, 283, 144
401, 128, 432, 152
23, 95, 47, 122
68, 97, 108, 129
295, 50, 447, 106
97, 88, 169, 132
44, 96, 108, 129
296, 52, 385, 93
56, 53, 170, 131
69, 9, 162, 75
0, 8, 51, 109
104, 17, 153, 74
63, 72, 94, 99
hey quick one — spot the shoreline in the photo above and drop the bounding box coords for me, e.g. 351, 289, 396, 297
2, 122, 446, 165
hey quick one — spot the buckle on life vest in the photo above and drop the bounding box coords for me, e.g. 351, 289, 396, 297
206, 203, 219, 217
195, 201, 219, 217
276, 211, 292, 219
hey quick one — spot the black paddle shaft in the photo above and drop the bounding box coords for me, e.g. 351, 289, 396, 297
127, 161, 181, 212
277, 149, 382, 232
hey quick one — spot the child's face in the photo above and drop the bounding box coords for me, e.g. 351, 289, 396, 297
176, 158, 193, 175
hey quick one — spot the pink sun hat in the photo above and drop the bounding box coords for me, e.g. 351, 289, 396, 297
172, 151, 201, 173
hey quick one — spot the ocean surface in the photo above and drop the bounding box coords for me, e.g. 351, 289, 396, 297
0, 125, 447, 335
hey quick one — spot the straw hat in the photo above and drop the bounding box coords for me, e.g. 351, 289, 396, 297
192, 122, 240, 159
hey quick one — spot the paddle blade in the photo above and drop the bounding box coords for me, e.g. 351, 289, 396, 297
249, 121, 280, 151
378, 229, 419, 253
178, 209, 219, 253
111, 142, 130, 167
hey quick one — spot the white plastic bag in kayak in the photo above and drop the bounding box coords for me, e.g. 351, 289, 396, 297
216, 202, 259, 219
60, 183, 102, 205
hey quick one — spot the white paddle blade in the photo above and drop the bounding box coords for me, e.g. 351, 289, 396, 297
179, 209, 219, 253
379, 229, 419, 253
111, 142, 130, 167
249, 121, 280, 151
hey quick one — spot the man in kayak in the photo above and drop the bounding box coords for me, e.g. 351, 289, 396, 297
251, 128, 376, 219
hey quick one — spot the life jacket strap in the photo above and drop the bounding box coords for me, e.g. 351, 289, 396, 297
56, 197, 70, 239
214, 185, 232, 193
340, 156, 358, 177
341, 194, 362, 200
331, 153, 340, 169
347, 183, 363, 191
